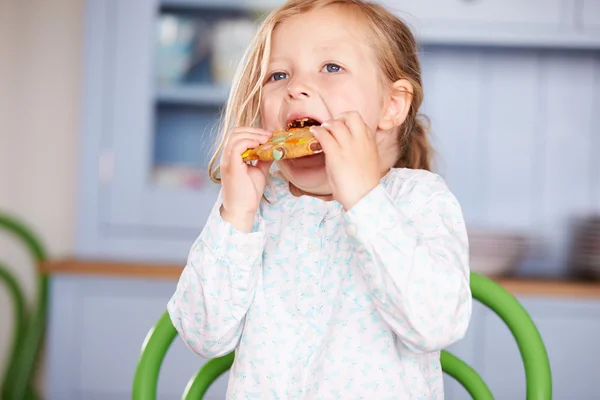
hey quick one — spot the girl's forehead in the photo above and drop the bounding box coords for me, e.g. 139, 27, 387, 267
270, 6, 371, 55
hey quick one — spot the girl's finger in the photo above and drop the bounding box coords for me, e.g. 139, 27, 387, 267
310, 126, 339, 155
228, 132, 271, 146
224, 130, 273, 156
319, 119, 351, 146
230, 127, 272, 137
225, 132, 271, 159
335, 111, 372, 139
223, 138, 263, 167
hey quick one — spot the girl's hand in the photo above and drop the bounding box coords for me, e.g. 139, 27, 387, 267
220, 127, 273, 232
310, 112, 381, 210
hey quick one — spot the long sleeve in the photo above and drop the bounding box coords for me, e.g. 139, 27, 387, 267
167, 191, 266, 358
342, 171, 472, 354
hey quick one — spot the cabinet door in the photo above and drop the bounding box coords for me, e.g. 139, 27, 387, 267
385, 0, 566, 26
46, 276, 229, 400
477, 297, 600, 400
379, 0, 577, 47
106, 0, 220, 233
582, 0, 600, 31
80, 0, 267, 261
442, 303, 487, 400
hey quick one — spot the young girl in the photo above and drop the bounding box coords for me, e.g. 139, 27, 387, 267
168, 0, 472, 398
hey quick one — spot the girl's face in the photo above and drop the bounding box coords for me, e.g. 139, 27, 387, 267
260, 5, 398, 197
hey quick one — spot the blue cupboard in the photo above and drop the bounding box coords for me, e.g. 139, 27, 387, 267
74, 0, 600, 265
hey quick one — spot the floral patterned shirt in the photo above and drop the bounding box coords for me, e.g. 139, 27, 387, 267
168, 167, 472, 399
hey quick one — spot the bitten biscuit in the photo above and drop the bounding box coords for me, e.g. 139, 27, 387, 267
241, 127, 323, 162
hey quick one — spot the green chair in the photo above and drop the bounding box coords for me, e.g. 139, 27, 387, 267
133, 272, 552, 399
0, 212, 48, 400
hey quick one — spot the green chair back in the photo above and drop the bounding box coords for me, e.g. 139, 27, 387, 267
0, 212, 48, 400
133, 272, 552, 399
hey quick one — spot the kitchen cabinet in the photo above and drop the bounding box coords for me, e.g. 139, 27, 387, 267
44, 275, 480, 400
387, 0, 565, 26
77, 0, 260, 263
442, 303, 486, 400
45, 275, 230, 400
46, 274, 600, 399
381, 0, 599, 48
477, 296, 600, 400
102, 0, 221, 232
76, 0, 600, 265
581, 0, 600, 32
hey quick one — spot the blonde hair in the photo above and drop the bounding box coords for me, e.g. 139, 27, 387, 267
208, 0, 432, 183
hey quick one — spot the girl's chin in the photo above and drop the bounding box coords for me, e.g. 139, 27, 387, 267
278, 155, 330, 193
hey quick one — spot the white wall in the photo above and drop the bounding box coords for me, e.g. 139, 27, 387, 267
0, 0, 82, 392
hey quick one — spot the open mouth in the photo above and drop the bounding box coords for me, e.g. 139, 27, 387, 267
286, 117, 321, 130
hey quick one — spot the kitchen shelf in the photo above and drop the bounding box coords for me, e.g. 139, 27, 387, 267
160, 0, 276, 12
156, 84, 230, 106
42, 258, 600, 299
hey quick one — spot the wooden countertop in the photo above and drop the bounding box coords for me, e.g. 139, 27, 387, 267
40, 258, 600, 299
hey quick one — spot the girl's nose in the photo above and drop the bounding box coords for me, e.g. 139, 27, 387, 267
286, 79, 311, 99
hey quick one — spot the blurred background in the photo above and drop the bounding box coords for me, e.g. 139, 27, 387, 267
0, 0, 599, 399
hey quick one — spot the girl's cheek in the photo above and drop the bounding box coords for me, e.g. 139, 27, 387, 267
260, 103, 281, 130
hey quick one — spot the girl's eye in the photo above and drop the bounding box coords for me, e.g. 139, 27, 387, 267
323, 63, 343, 73
270, 72, 289, 81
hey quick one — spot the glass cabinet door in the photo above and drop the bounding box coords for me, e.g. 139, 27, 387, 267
106, 0, 278, 232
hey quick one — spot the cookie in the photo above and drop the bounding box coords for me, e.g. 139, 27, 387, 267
241, 126, 323, 162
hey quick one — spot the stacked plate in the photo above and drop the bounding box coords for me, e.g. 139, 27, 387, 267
569, 215, 600, 279
467, 228, 528, 277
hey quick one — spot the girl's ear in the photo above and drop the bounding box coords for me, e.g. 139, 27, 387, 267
378, 79, 414, 131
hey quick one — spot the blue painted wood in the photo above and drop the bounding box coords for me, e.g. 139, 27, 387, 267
156, 0, 600, 49
442, 302, 487, 400
594, 53, 600, 214
45, 275, 230, 400
389, 0, 567, 26
581, 0, 600, 31
420, 47, 488, 226
107, 0, 159, 228
45, 275, 485, 400
75, 0, 208, 261
46, 273, 600, 400
154, 104, 221, 168
106, 0, 222, 233
538, 52, 599, 276
479, 296, 600, 400
46, 277, 84, 399
160, 0, 280, 11
74, 0, 113, 259
156, 84, 230, 106
481, 50, 541, 232
420, 47, 600, 278
382, 0, 600, 49
75, 0, 600, 270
